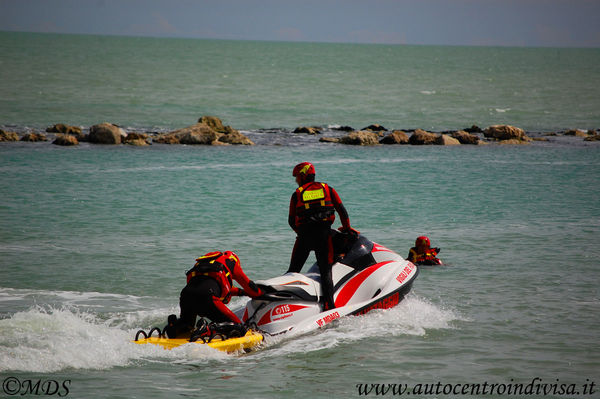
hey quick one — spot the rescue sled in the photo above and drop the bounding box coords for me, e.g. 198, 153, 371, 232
133, 328, 263, 352
238, 232, 419, 336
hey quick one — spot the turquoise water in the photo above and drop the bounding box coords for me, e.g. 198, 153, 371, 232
1, 32, 599, 132
1, 141, 599, 398
1, 32, 600, 398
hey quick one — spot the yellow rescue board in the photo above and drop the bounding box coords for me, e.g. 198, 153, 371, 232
134, 330, 263, 353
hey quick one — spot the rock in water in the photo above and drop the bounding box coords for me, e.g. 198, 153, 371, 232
89, 123, 126, 144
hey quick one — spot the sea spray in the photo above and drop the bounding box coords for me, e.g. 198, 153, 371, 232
0, 306, 136, 372
251, 294, 462, 358
0, 305, 238, 373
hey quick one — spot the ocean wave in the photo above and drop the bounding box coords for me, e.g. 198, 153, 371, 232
255, 294, 464, 358
0, 293, 462, 371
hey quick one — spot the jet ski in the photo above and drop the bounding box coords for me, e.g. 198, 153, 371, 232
237, 232, 419, 336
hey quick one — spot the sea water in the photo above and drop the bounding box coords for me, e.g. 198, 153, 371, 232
1, 32, 599, 398
1, 32, 600, 132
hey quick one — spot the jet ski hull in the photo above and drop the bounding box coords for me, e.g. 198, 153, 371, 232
239, 234, 419, 336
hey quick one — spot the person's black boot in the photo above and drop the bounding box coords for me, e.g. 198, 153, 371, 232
164, 314, 178, 338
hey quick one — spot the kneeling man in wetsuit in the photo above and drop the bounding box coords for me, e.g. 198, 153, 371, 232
166, 251, 263, 338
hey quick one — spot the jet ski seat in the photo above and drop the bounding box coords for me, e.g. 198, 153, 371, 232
332, 232, 377, 270
256, 283, 319, 302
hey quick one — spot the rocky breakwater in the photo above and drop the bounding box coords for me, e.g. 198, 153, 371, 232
3, 120, 598, 147
339, 130, 381, 145
86, 123, 127, 144
379, 130, 409, 144
319, 124, 482, 146
47, 123, 84, 146
52, 134, 79, 146
318, 124, 389, 146
122, 132, 152, 146
31, 117, 251, 146
20, 132, 48, 142
293, 126, 322, 135
483, 125, 531, 144
0, 131, 51, 142
46, 123, 83, 137
154, 116, 253, 145
0, 129, 20, 142
563, 129, 600, 141
312, 123, 597, 146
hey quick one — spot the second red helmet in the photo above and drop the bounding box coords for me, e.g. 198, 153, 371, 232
415, 236, 431, 247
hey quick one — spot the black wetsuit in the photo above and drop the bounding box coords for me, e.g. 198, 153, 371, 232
178, 277, 232, 328
288, 223, 336, 308
287, 184, 351, 309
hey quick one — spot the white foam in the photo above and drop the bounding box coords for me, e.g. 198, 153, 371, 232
343, 295, 464, 336
0, 306, 135, 372
255, 295, 463, 358
0, 292, 463, 371
0, 305, 235, 372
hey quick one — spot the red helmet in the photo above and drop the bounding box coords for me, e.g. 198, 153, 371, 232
195, 251, 240, 269
292, 162, 316, 177
415, 236, 430, 247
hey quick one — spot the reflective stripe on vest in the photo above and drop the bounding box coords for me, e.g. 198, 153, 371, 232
295, 182, 335, 226
413, 248, 439, 263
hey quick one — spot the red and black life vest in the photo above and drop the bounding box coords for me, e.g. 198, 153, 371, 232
185, 251, 238, 303
409, 247, 441, 265
294, 182, 336, 227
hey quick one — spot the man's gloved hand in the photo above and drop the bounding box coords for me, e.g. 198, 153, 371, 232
248, 280, 264, 298
338, 226, 360, 235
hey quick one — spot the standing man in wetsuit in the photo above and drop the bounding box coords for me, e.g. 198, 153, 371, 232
287, 162, 355, 310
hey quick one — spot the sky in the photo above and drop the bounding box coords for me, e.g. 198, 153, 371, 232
1, 0, 599, 47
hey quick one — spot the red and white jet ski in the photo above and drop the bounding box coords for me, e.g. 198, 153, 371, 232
237, 232, 419, 336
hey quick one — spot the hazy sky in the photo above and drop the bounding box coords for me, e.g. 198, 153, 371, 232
1, 0, 599, 47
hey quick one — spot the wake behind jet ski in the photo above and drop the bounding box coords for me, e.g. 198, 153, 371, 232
237, 231, 419, 336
